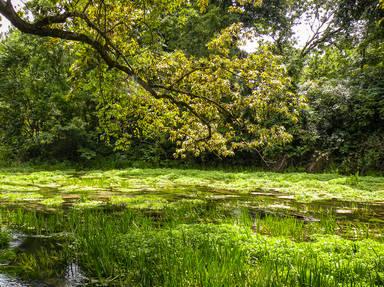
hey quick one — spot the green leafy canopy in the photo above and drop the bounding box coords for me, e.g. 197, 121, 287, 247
0, 0, 302, 158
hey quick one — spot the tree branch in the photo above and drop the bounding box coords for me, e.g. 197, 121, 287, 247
33, 12, 74, 27
0, 0, 213, 142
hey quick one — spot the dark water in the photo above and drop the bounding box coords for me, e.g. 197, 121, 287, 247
0, 232, 86, 287
0, 264, 84, 287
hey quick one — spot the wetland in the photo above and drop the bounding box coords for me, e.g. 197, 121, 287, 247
0, 167, 383, 286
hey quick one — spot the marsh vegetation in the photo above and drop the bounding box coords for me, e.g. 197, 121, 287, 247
0, 167, 383, 286
0, 0, 383, 286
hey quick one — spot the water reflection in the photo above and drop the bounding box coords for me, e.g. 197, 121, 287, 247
1, 233, 87, 287
0, 274, 27, 287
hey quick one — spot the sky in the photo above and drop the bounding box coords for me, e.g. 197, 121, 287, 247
0, 0, 24, 34
1, 0, 313, 49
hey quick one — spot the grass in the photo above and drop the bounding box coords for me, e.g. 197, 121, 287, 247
0, 166, 383, 286
0, 230, 10, 249
0, 206, 383, 286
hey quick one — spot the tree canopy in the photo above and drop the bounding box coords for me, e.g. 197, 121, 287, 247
0, 0, 303, 158
0, 0, 383, 171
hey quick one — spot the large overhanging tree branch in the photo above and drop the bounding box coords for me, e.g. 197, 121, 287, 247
0, 0, 302, 159
1, 0, 222, 148
0, 0, 213, 139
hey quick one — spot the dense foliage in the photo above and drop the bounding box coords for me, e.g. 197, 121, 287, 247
0, 33, 109, 161
0, 0, 383, 172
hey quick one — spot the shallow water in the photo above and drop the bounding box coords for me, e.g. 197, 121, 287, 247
1, 178, 384, 285
4, 184, 384, 220
2, 184, 384, 234
0, 274, 26, 287
0, 232, 87, 287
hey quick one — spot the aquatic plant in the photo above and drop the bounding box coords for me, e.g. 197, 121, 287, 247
0, 167, 383, 285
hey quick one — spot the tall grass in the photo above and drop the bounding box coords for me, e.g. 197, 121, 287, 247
0, 205, 383, 286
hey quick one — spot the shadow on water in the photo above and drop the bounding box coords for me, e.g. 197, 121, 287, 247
0, 264, 85, 287
0, 233, 86, 287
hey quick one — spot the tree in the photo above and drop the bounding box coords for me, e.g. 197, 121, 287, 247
0, 0, 302, 159
0, 31, 103, 161
296, 5, 384, 172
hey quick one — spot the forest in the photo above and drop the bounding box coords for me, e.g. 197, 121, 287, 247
0, 0, 383, 286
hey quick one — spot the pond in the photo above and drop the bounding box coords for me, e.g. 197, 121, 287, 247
0, 168, 383, 286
